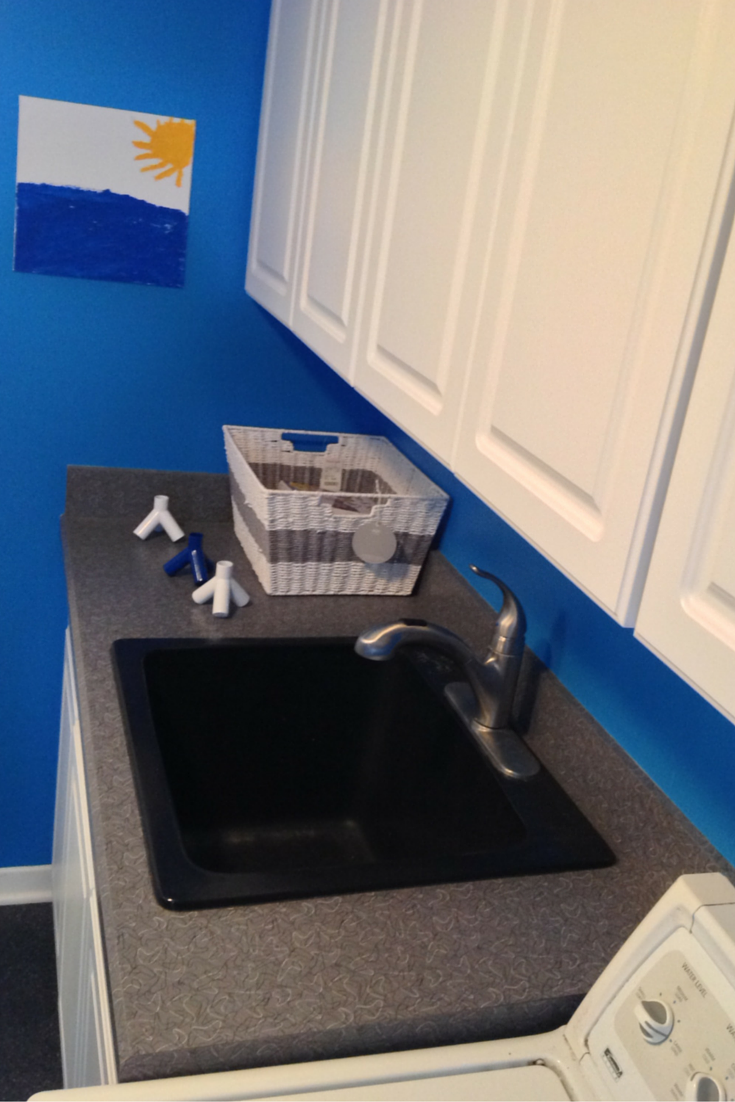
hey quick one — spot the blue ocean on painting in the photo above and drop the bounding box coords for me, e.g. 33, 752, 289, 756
14, 183, 187, 288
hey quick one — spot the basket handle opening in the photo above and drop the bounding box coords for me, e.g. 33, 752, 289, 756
281, 432, 341, 453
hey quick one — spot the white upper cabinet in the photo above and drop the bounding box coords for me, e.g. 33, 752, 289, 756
636, 178, 735, 727
452, 0, 735, 624
351, 0, 508, 452
246, 0, 320, 323
246, 0, 735, 627
290, 0, 389, 379
247, 0, 391, 379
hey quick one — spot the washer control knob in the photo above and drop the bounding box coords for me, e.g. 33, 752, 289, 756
686, 1073, 726, 1101
634, 999, 674, 1044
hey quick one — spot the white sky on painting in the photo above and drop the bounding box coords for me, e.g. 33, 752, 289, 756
16, 96, 194, 214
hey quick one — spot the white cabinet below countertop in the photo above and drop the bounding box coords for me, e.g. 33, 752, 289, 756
53, 631, 117, 1090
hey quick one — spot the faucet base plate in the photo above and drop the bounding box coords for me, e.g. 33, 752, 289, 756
444, 682, 540, 779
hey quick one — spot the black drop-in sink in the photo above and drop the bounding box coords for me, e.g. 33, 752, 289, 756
112, 638, 614, 909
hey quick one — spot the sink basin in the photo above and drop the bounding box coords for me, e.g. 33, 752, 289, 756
112, 638, 614, 909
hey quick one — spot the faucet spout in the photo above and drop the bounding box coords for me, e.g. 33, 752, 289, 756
355, 619, 475, 665
356, 619, 510, 730
469, 566, 526, 657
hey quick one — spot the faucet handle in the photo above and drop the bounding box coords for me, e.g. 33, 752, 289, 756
470, 566, 526, 657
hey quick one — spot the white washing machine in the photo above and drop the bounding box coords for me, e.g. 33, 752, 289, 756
32, 873, 735, 1102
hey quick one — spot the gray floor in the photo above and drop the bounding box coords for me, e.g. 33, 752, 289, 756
0, 904, 63, 1101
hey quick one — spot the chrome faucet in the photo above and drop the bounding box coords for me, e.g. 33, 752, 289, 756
355, 566, 539, 779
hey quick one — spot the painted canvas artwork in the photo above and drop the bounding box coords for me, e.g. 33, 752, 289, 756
14, 96, 196, 288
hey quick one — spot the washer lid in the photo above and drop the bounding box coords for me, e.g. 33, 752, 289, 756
261, 1063, 571, 1100
31, 1063, 572, 1102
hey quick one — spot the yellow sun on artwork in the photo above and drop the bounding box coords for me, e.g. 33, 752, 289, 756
132, 117, 195, 187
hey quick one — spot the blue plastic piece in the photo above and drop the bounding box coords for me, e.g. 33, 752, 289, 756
163, 533, 215, 585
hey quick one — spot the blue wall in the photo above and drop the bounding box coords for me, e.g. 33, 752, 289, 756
0, 0, 391, 866
2, 0, 734, 871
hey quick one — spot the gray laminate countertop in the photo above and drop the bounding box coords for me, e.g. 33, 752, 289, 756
62, 465, 732, 1083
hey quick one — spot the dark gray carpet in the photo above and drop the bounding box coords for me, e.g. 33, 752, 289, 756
0, 903, 63, 1101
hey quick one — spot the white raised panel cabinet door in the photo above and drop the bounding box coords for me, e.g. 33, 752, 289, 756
352, 0, 511, 458
636, 180, 735, 726
245, 0, 320, 323
290, 0, 390, 381
452, 0, 735, 624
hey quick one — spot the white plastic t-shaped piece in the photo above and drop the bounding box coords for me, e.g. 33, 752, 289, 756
192, 561, 250, 617
134, 495, 185, 542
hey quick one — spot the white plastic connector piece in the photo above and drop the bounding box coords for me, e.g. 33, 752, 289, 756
192, 561, 250, 617
134, 495, 185, 542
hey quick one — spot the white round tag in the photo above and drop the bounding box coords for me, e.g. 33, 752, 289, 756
352, 519, 397, 564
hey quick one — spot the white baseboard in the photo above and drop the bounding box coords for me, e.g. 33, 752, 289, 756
0, 864, 53, 905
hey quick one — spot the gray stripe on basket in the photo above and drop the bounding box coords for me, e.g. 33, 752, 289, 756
229, 478, 432, 566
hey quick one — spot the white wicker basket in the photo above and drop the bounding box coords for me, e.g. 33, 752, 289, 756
224, 426, 449, 596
